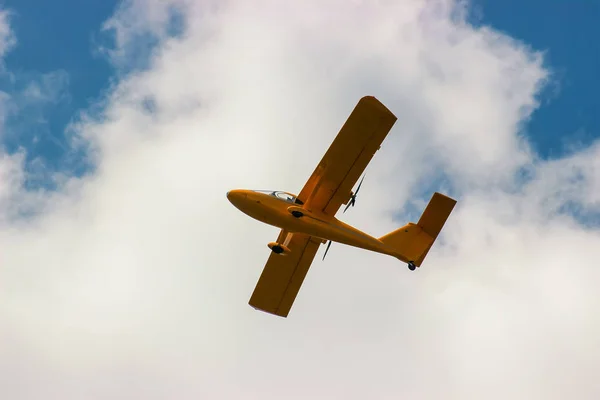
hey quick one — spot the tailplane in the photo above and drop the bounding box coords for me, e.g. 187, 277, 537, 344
379, 192, 456, 269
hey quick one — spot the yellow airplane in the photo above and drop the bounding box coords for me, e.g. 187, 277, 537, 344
227, 96, 457, 317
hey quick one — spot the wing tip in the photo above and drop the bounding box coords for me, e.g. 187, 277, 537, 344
248, 303, 289, 318
358, 95, 397, 120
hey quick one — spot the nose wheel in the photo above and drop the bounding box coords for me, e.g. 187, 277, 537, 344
408, 261, 416, 271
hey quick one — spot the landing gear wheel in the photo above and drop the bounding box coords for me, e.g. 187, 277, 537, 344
408, 261, 416, 271
272, 245, 284, 254
291, 210, 304, 218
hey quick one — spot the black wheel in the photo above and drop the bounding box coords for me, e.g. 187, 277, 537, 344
272, 245, 284, 254
408, 261, 416, 271
291, 210, 304, 218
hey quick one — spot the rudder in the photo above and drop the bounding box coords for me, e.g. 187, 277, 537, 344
379, 192, 456, 268
417, 192, 457, 240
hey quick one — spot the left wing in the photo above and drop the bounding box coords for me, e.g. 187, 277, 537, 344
297, 96, 397, 216
248, 231, 321, 317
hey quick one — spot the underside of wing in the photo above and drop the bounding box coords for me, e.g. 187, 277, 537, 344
249, 231, 321, 317
297, 96, 397, 215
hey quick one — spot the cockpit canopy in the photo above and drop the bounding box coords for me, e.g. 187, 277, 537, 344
253, 190, 304, 205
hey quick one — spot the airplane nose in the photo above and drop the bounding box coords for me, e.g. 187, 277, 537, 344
226, 189, 247, 206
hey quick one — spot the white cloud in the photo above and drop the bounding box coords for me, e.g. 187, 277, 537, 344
1, 0, 600, 399
21, 70, 70, 105
0, 9, 15, 59
99, 0, 189, 71
0, 11, 14, 131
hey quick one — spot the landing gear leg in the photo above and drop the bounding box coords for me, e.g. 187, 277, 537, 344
408, 261, 416, 271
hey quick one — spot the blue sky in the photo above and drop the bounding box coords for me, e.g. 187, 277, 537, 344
0, 0, 598, 184
472, 0, 600, 159
0, 0, 117, 184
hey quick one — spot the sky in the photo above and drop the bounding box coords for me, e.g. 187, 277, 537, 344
0, 0, 599, 399
471, 0, 600, 159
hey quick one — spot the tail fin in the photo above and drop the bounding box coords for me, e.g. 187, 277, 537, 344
379, 192, 456, 267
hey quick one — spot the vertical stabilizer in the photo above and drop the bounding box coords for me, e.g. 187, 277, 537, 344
379, 192, 456, 268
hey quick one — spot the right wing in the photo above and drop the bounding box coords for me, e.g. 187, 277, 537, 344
248, 231, 321, 317
297, 96, 397, 216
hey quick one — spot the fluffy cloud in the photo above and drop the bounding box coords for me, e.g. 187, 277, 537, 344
1, 0, 600, 399
0, 9, 15, 59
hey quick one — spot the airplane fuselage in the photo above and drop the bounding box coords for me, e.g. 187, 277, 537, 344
226, 189, 396, 257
